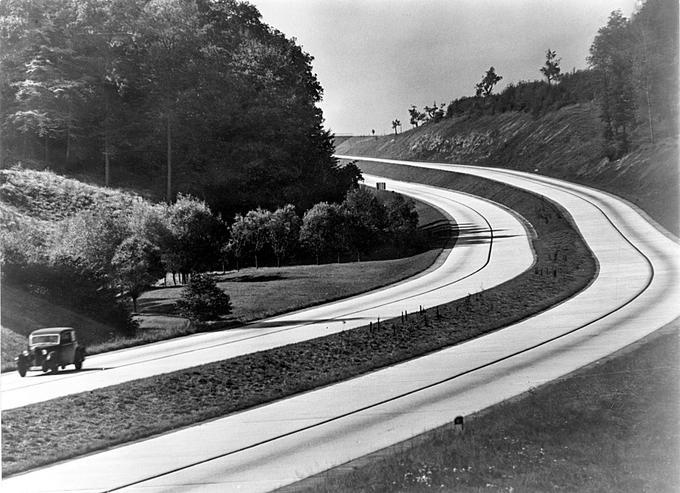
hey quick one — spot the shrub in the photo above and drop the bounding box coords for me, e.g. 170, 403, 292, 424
175, 274, 232, 321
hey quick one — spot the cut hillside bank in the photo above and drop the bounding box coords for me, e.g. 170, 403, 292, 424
336, 102, 679, 235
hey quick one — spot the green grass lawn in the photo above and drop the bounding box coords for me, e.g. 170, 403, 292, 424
139, 255, 442, 323
287, 326, 679, 493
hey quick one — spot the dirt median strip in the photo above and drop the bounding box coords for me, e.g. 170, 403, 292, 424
2, 170, 597, 476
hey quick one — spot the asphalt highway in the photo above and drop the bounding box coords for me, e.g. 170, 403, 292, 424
1, 175, 533, 410
3, 157, 677, 492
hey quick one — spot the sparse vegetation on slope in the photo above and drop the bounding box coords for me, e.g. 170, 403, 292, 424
337, 103, 679, 235
0, 168, 144, 224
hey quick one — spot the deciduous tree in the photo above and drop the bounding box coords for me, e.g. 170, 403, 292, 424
300, 202, 344, 264
341, 187, 387, 262
475, 66, 503, 97
111, 236, 164, 311
267, 204, 300, 267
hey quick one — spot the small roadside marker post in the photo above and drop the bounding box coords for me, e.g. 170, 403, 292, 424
454, 415, 464, 435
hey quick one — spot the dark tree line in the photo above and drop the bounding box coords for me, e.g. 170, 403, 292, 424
227, 186, 422, 268
0, 0, 358, 218
588, 0, 678, 158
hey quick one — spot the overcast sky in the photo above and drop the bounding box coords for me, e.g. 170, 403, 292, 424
251, 0, 638, 135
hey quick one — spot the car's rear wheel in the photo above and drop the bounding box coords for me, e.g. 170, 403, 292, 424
74, 359, 83, 370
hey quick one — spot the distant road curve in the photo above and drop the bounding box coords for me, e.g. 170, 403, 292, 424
1, 174, 533, 410
3, 157, 677, 493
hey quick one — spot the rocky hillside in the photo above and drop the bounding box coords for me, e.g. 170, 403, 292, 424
336, 102, 678, 235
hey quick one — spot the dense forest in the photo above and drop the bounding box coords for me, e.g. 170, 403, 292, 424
407, 0, 677, 160
0, 0, 359, 217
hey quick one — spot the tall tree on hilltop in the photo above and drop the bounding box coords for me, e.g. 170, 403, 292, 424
540, 49, 562, 85
139, 0, 206, 202
475, 66, 503, 97
408, 105, 425, 128
391, 119, 401, 135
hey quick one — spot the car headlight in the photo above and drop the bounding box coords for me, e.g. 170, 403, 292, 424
41, 349, 47, 355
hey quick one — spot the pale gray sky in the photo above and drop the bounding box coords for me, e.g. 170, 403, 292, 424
251, 0, 638, 135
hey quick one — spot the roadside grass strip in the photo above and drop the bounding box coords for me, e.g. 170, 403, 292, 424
1, 173, 597, 476
288, 327, 679, 493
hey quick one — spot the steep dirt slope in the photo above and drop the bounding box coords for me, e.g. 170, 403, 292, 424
337, 103, 679, 235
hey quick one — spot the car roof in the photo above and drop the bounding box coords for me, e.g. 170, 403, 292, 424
30, 327, 75, 335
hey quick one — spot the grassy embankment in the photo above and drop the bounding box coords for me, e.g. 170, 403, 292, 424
285, 326, 679, 493
1, 167, 449, 369
2, 169, 597, 476
336, 102, 679, 235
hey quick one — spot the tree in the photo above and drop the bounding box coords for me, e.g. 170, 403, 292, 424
299, 202, 344, 264
540, 49, 562, 85
162, 194, 227, 279
341, 187, 387, 262
51, 207, 131, 277
386, 194, 419, 245
629, 0, 679, 144
267, 204, 301, 267
475, 66, 503, 97
408, 105, 425, 128
588, 10, 636, 157
229, 208, 271, 269
391, 118, 401, 135
111, 236, 163, 311
245, 208, 271, 268
226, 216, 248, 271
139, 0, 206, 202
175, 273, 231, 321
422, 102, 446, 122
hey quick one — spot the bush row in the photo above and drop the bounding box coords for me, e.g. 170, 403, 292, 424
1, 175, 421, 331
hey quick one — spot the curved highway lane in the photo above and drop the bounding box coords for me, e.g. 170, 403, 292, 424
3, 158, 677, 492
1, 176, 533, 410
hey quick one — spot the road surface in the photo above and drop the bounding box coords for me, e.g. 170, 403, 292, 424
3, 157, 677, 492
1, 175, 533, 410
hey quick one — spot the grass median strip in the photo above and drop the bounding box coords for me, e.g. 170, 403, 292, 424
2, 172, 597, 476
288, 327, 679, 493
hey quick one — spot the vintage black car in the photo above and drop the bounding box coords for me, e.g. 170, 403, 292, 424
15, 327, 86, 377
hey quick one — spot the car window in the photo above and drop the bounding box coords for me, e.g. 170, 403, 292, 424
62, 331, 72, 343
30, 334, 59, 345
